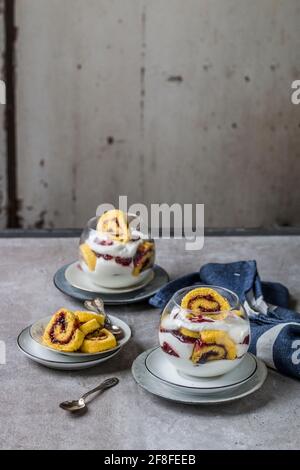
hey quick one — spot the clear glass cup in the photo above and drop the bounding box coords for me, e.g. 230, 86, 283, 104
159, 285, 250, 377
79, 215, 155, 288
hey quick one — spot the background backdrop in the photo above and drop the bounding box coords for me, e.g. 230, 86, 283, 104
1, 0, 300, 229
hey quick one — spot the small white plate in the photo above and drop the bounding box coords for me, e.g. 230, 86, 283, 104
145, 347, 257, 394
29, 314, 131, 358
54, 263, 169, 305
132, 348, 267, 405
65, 262, 154, 294
17, 327, 121, 370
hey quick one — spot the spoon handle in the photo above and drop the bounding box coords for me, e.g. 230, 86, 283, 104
84, 298, 105, 315
84, 298, 120, 333
81, 377, 119, 400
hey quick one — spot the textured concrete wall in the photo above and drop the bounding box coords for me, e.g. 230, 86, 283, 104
15, 0, 300, 229
0, 0, 6, 228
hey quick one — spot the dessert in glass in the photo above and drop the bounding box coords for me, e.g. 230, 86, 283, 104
159, 286, 250, 377
79, 210, 155, 288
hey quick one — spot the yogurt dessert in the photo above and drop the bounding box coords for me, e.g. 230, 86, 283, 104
159, 286, 250, 377
79, 210, 155, 288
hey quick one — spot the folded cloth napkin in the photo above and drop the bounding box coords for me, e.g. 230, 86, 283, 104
150, 260, 300, 380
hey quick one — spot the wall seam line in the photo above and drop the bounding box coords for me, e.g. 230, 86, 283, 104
4, 0, 19, 228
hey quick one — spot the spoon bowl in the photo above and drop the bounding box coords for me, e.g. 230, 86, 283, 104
60, 398, 86, 412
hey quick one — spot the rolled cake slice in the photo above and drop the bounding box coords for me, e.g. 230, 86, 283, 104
132, 241, 155, 276
79, 243, 97, 271
43, 309, 84, 352
179, 327, 200, 339
80, 327, 117, 353
96, 209, 130, 243
181, 287, 230, 320
191, 330, 237, 364
75, 311, 105, 326
79, 318, 101, 336
231, 309, 244, 318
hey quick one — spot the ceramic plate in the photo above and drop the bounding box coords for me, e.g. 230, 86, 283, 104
54, 263, 169, 304
29, 314, 131, 357
132, 348, 267, 405
65, 262, 155, 294
145, 347, 257, 394
17, 327, 121, 370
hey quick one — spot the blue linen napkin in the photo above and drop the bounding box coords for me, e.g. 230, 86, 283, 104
150, 260, 300, 380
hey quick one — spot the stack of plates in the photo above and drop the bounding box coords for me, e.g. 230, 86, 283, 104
17, 315, 131, 371
132, 347, 267, 404
54, 262, 169, 304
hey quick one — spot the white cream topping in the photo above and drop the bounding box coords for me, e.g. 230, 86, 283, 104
95, 256, 132, 274
161, 306, 249, 344
86, 230, 143, 258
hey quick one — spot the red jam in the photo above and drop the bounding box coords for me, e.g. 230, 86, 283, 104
160, 328, 197, 344
96, 253, 113, 260
99, 239, 113, 246
161, 342, 179, 357
49, 311, 78, 345
243, 335, 250, 345
189, 315, 214, 323
187, 294, 221, 313
115, 257, 132, 266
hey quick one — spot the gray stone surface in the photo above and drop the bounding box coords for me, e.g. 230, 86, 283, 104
1, 236, 300, 450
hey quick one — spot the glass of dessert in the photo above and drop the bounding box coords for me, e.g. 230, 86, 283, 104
79, 210, 155, 288
159, 285, 250, 377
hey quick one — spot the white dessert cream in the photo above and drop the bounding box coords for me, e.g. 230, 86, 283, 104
79, 211, 155, 288
159, 287, 250, 377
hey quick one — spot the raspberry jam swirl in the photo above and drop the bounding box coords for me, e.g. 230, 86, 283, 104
48, 310, 79, 345
186, 294, 221, 313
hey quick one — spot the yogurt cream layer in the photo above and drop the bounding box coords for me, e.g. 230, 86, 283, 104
159, 330, 248, 360
161, 306, 249, 343
86, 230, 142, 258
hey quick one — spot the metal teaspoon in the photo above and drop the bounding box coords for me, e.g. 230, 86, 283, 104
59, 377, 119, 412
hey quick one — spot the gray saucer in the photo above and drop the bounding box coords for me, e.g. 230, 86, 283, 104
132, 348, 268, 405
53, 263, 169, 305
